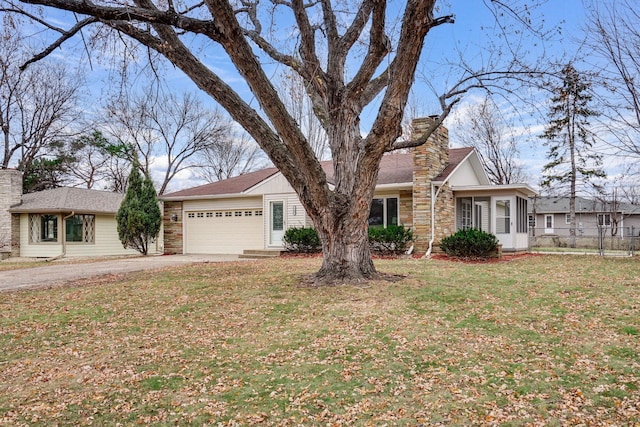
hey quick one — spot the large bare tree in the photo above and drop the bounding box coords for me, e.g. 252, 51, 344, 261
104, 85, 230, 195
0, 25, 82, 179
2, 0, 549, 283
585, 0, 640, 171
453, 96, 527, 185
197, 128, 265, 182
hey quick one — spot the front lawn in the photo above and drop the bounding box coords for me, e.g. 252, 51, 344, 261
1, 255, 638, 425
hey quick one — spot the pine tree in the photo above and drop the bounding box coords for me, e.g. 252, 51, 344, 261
116, 166, 162, 255
540, 64, 606, 247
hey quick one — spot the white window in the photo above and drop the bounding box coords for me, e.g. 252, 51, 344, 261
565, 214, 571, 224
215, 212, 223, 218
597, 214, 611, 226
196, 212, 204, 218
255, 210, 263, 216
225, 212, 232, 217
461, 199, 472, 229
187, 213, 195, 218
206, 212, 213, 218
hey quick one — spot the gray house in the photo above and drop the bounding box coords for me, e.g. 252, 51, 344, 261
529, 196, 640, 249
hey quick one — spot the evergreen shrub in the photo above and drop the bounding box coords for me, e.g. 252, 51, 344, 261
439, 228, 499, 259
283, 227, 321, 253
368, 225, 414, 255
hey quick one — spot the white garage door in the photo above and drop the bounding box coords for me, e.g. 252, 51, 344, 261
184, 209, 263, 254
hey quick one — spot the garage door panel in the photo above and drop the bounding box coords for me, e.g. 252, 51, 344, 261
185, 210, 263, 254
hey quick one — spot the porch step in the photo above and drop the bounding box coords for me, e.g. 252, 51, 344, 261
239, 249, 283, 259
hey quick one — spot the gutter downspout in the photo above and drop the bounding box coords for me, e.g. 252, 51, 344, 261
424, 184, 442, 258
47, 211, 74, 262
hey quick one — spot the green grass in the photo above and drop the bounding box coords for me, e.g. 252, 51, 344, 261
0, 254, 639, 425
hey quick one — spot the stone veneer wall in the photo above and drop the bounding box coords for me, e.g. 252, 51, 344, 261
0, 169, 22, 257
411, 117, 455, 253
163, 201, 183, 254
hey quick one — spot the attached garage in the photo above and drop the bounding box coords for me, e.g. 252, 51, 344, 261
184, 208, 263, 254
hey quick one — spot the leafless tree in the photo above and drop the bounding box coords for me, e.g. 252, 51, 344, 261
276, 70, 329, 160
104, 85, 230, 195
2, 0, 551, 283
0, 26, 82, 179
585, 0, 640, 171
197, 128, 265, 182
453, 96, 527, 185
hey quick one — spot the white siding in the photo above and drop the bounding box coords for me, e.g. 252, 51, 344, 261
246, 174, 294, 195
263, 193, 309, 249
448, 161, 484, 187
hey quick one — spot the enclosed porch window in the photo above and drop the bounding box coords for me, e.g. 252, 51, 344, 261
456, 197, 490, 231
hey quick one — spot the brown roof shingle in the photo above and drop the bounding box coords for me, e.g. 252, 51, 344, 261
162, 148, 474, 198
10, 187, 124, 214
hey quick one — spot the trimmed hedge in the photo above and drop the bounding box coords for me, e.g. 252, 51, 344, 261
368, 225, 414, 255
439, 228, 499, 259
283, 225, 414, 255
283, 227, 321, 253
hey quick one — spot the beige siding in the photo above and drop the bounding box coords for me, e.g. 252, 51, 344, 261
18, 214, 143, 258
66, 215, 140, 257
19, 214, 62, 258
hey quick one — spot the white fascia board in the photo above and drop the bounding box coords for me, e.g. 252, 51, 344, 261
452, 183, 538, 196
160, 193, 250, 202
374, 182, 413, 191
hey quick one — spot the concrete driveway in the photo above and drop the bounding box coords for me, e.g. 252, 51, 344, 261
0, 254, 243, 292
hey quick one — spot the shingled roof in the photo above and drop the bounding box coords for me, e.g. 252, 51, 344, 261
10, 187, 124, 214
162, 147, 475, 199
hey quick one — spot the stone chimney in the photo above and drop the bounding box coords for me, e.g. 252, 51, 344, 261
0, 169, 23, 257
411, 117, 454, 253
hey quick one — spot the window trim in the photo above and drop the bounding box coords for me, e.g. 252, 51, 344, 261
29, 213, 60, 244
597, 213, 611, 226
368, 195, 400, 228
65, 214, 95, 244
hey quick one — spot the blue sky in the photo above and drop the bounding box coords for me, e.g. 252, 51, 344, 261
18, 0, 613, 193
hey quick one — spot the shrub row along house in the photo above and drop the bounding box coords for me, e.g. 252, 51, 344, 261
0, 117, 537, 259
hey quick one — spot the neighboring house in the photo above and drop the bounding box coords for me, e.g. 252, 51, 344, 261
160, 117, 537, 255
529, 195, 640, 248
0, 173, 161, 258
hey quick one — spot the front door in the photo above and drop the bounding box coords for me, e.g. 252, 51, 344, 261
493, 197, 513, 248
270, 201, 285, 246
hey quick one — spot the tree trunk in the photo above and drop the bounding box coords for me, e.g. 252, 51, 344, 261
315, 214, 375, 283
